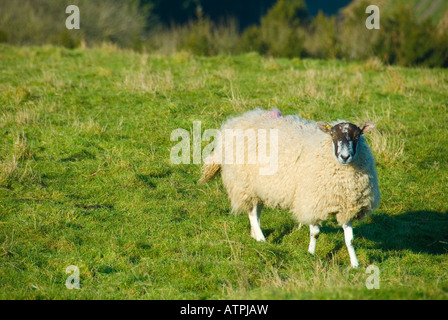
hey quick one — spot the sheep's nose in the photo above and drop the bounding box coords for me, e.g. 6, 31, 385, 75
341, 155, 350, 162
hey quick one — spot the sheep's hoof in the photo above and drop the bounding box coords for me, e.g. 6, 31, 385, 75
250, 229, 266, 242
251, 234, 266, 242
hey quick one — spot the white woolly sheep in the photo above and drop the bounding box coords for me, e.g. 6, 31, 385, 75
199, 109, 380, 268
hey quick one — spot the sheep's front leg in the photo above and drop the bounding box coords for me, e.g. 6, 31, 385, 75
342, 222, 359, 268
249, 203, 266, 242
308, 225, 320, 254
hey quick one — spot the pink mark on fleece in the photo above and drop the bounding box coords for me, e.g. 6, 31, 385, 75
268, 108, 282, 118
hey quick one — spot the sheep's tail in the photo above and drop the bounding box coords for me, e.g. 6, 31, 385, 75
198, 152, 221, 184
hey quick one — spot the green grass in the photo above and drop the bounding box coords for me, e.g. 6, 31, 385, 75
0, 44, 447, 299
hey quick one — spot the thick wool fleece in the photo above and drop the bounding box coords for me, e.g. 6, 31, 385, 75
212, 109, 380, 226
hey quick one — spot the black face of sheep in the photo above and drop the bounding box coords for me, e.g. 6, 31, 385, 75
317, 122, 376, 165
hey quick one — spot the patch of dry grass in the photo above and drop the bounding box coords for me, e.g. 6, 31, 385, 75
121, 70, 174, 94
0, 133, 35, 186
73, 117, 107, 135
356, 108, 406, 165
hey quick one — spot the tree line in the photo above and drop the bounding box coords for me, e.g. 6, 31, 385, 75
0, 0, 446, 67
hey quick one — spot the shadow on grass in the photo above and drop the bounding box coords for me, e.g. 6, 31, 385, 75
267, 210, 448, 256
356, 211, 448, 256
268, 224, 296, 244
136, 169, 172, 188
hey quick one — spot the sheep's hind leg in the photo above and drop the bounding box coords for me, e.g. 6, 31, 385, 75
249, 203, 266, 242
308, 225, 320, 254
342, 222, 359, 268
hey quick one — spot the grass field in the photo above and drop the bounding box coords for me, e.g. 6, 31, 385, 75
0, 44, 447, 300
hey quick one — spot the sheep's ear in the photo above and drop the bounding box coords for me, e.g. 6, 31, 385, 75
360, 122, 376, 134
317, 122, 332, 134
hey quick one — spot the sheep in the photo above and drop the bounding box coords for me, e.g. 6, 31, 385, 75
198, 109, 380, 268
